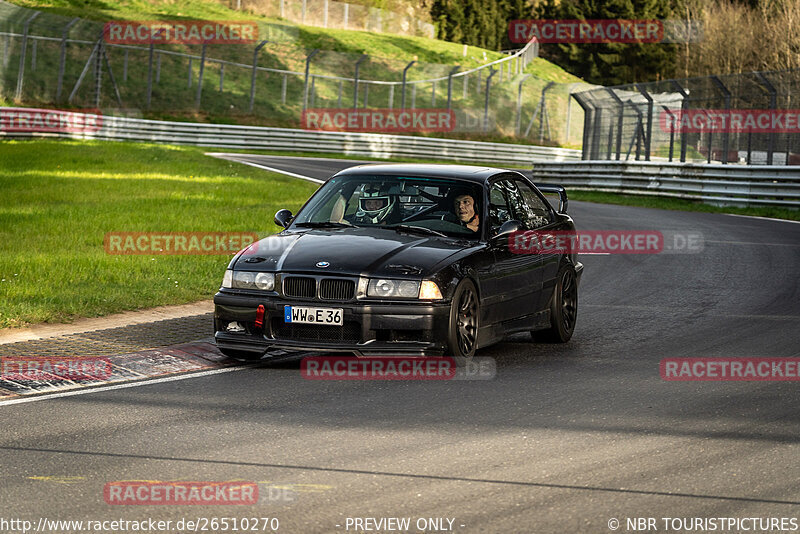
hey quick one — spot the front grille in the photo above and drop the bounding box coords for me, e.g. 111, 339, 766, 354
319, 279, 355, 301
284, 276, 316, 298
271, 318, 361, 342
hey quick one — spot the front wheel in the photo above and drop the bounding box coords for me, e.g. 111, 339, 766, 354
446, 279, 479, 359
537, 264, 578, 343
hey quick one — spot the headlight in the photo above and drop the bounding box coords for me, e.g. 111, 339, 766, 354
222, 269, 233, 288
229, 271, 276, 290
254, 272, 275, 291
367, 279, 420, 298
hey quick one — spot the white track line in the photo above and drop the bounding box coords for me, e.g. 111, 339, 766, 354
725, 214, 800, 225
0, 366, 247, 408
206, 154, 324, 184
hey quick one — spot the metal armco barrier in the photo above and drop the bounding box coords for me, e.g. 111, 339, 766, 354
0, 109, 581, 165
530, 161, 800, 207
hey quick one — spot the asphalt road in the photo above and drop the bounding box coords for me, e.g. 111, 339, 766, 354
1, 155, 799, 534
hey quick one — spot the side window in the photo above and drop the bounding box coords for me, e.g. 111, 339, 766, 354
514, 179, 553, 229
488, 180, 513, 233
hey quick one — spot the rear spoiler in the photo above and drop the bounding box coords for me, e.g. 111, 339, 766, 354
535, 183, 568, 213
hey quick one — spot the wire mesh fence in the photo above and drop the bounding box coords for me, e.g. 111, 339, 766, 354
574, 69, 800, 165
0, 0, 590, 145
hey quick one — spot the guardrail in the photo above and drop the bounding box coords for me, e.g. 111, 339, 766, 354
530, 161, 800, 207
0, 109, 582, 165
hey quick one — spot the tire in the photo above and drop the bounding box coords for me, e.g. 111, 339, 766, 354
218, 348, 264, 361
537, 264, 578, 343
446, 278, 480, 360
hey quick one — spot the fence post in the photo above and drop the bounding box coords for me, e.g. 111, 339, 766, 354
344, 3, 349, 29
302, 49, 319, 111
187, 58, 192, 88
572, 92, 593, 160
635, 84, 654, 161
755, 72, 777, 165
388, 85, 394, 109
431, 81, 436, 106
662, 105, 676, 162
337, 80, 342, 107
302, 0, 307, 24
483, 68, 497, 133
401, 60, 415, 109
282, 74, 287, 104
670, 80, 690, 163
219, 63, 225, 92
516, 74, 530, 136
56, 17, 79, 102
710, 76, 731, 164
31, 39, 37, 71
353, 54, 367, 108
14, 12, 40, 101
447, 65, 460, 109
195, 41, 208, 109
462, 72, 468, 98
323, 0, 329, 27
93, 37, 102, 108
249, 40, 268, 112
604, 88, 624, 160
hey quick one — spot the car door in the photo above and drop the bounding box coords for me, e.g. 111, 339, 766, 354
484, 177, 542, 324
513, 178, 559, 312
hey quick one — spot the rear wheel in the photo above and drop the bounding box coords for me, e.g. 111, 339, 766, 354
537, 264, 578, 343
447, 279, 479, 359
218, 348, 264, 361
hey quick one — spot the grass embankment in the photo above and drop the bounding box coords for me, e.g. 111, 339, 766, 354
2, 0, 586, 144
0, 139, 317, 328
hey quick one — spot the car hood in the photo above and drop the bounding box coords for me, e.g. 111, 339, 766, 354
232, 227, 475, 277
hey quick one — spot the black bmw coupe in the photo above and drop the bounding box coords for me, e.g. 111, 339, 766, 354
214, 164, 583, 360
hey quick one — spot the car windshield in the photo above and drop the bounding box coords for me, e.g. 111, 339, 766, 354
292, 175, 484, 239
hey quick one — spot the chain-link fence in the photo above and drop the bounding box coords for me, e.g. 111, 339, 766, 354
0, 0, 590, 145
574, 69, 800, 165
229, 0, 435, 39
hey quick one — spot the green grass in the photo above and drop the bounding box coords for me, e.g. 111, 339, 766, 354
0, 139, 318, 328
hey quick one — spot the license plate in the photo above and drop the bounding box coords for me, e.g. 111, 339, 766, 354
284, 306, 343, 326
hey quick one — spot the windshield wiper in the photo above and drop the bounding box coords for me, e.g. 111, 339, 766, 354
389, 224, 448, 238
294, 221, 356, 229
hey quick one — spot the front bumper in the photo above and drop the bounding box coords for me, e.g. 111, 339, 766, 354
214, 291, 451, 357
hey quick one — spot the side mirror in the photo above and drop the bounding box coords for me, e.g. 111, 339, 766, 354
494, 220, 522, 239
274, 209, 293, 228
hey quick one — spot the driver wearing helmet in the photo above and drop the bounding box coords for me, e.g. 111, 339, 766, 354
350, 183, 399, 225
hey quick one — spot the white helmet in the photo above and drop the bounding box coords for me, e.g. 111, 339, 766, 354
356, 183, 395, 223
